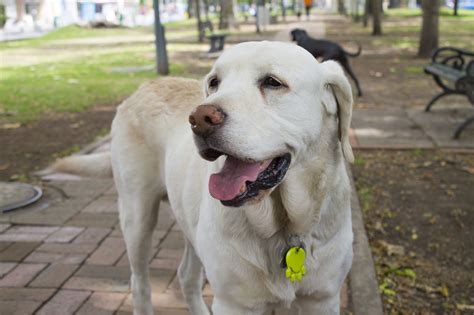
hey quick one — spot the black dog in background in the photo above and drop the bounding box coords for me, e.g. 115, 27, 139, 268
291, 28, 363, 96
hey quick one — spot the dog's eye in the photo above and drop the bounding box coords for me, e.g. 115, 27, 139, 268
209, 77, 219, 89
262, 76, 283, 89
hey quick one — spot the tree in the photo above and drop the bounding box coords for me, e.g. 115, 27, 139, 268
188, 0, 194, 18
337, 0, 346, 14
371, 0, 382, 35
219, 0, 236, 29
453, 0, 459, 16
418, 0, 439, 58
15, 0, 25, 22
363, 0, 370, 27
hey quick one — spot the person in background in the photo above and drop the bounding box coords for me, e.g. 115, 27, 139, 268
304, 0, 313, 20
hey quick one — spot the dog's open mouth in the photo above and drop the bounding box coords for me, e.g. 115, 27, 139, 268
205, 150, 291, 207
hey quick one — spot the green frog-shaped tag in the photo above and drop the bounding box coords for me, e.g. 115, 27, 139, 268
285, 247, 306, 283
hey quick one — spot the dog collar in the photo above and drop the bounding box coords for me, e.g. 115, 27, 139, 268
280, 235, 306, 283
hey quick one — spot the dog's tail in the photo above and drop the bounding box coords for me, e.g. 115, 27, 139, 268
344, 43, 362, 57
41, 152, 113, 179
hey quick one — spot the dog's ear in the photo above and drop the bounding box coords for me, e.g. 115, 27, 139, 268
319, 60, 354, 163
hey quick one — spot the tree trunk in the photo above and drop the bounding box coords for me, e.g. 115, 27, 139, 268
371, 0, 382, 35
195, 0, 204, 42
363, 0, 370, 27
337, 0, 346, 14
219, 0, 236, 29
281, 0, 286, 21
203, 0, 210, 21
454, 0, 459, 16
15, 0, 25, 22
188, 0, 194, 18
418, 0, 439, 58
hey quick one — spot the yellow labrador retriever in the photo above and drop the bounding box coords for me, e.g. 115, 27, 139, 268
54, 41, 354, 314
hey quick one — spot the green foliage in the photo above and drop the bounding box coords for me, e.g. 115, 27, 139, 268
390, 267, 417, 280
0, 4, 6, 27
357, 184, 372, 212
354, 156, 366, 167
379, 279, 397, 296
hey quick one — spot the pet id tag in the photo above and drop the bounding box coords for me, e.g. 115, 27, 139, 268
285, 247, 306, 283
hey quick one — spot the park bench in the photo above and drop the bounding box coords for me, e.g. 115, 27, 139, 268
199, 21, 227, 53
424, 47, 474, 139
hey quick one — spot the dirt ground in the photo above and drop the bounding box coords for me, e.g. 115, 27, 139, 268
352, 150, 474, 314
0, 105, 115, 181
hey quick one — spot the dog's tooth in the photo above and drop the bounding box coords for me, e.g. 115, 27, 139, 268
240, 183, 246, 193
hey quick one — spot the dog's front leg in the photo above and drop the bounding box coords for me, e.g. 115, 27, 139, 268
212, 298, 267, 315
119, 191, 161, 315
293, 293, 341, 315
178, 239, 211, 315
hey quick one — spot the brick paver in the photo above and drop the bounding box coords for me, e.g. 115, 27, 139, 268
66, 212, 119, 228
73, 227, 111, 244
0, 242, 41, 262
0, 263, 46, 287
86, 236, 126, 265
44, 226, 84, 243
0, 287, 55, 314
0, 242, 11, 253
76, 291, 127, 315
24, 250, 88, 264
36, 289, 91, 315
0, 262, 16, 278
36, 242, 96, 255
82, 197, 118, 214
0, 301, 43, 314
0, 224, 11, 233
29, 264, 78, 288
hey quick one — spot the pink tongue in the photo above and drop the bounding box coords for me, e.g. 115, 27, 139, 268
209, 156, 271, 201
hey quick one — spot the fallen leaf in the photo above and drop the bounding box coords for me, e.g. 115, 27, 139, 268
461, 166, 474, 174
440, 284, 449, 297
0, 163, 9, 171
1, 123, 21, 129
377, 240, 405, 256
456, 304, 474, 311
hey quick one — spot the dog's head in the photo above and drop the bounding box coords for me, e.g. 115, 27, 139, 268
189, 41, 353, 207
290, 28, 308, 42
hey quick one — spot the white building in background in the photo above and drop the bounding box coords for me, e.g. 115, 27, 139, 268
0, 0, 186, 34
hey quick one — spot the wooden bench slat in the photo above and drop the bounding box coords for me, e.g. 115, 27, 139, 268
425, 64, 465, 82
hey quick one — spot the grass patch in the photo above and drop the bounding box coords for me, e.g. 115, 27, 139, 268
0, 50, 186, 123
357, 7, 474, 50
385, 7, 474, 18
404, 66, 423, 74
0, 17, 206, 50
356, 183, 373, 212
0, 25, 152, 49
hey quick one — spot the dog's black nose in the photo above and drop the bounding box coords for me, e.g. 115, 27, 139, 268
189, 105, 226, 136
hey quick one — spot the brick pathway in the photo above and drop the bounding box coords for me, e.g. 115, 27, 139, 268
0, 177, 351, 314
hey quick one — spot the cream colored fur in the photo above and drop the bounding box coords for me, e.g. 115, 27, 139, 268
53, 41, 354, 315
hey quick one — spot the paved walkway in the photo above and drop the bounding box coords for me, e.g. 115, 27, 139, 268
351, 106, 474, 150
